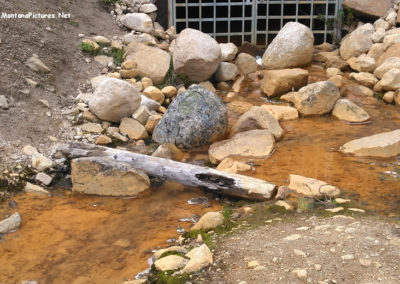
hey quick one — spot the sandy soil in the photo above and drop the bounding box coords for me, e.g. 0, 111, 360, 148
202, 213, 400, 284
0, 0, 122, 169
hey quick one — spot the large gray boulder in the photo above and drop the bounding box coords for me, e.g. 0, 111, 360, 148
340, 24, 374, 60
281, 81, 340, 116
172, 28, 221, 82
124, 41, 171, 84
262, 22, 314, 69
152, 85, 227, 149
89, 78, 141, 122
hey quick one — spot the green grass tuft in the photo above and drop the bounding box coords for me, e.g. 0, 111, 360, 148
111, 47, 124, 65
80, 42, 99, 56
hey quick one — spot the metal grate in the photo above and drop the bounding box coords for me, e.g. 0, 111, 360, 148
169, 0, 344, 46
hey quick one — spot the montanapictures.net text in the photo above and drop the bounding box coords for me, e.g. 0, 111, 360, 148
1, 12, 71, 19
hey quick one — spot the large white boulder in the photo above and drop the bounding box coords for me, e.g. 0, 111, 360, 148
89, 78, 141, 122
332, 98, 370, 122
172, 28, 221, 82
262, 22, 314, 69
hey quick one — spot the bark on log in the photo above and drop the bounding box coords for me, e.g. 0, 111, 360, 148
58, 143, 277, 201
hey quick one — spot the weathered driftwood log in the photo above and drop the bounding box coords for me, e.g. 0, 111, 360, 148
58, 143, 277, 201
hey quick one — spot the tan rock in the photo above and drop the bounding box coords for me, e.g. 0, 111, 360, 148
374, 57, 400, 79
23, 144, 38, 155
143, 86, 164, 104
89, 78, 142, 123
26, 53, 51, 73
332, 98, 370, 122
288, 174, 340, 197
216, 158, 251, 174
214, 62, 239, 82
32, 152, 53, 171
132, 105, 151, 125
208, 129, 275, 164
24, 182, 50, 195
383, 91, 395, 103
119, 117, 148, 140
261, 68, 308, 97
282, 81, 340, 116
95, 135, 112, 145
83, 109, 100, 122
325, 56, 349, 70
226, 100, 253, 115
326, 67, 342, 77
235, 53, 259, 74
216, 81, 230, 91
120, 69, 140, 79
145, 114, 162, 133
367, 43, 387, 61
262, 22, 314, 69
121, 59, 137, 70
71, 157, 150, 196
192, 211, 224, 231
275, 200, 293, 210
313, 50, 339, 63
181, 244, 213, 273
154, 255, 188, 272
94, 55, 113, 67
92, 35, 110, 45
231, 106, 284, 140
340, 34, 372, 61
260, 105, 298, 121
342, 0, 391, 19
198, 81, 216, 93
327, 75, 343, 89
376, 43, 400, 66
124, 41, 171, 84
383, 34, 400, 45
161, 86, 177, 97
152, 143, 184, 161
377, 68, 400, 91
141, 77, 153, 89
350, 72, 378, 88
80, 122, 103, 134
173, 28, 221, 82
341, 129, 400, 157
231, 75, 244, 92
394, 91, 400, 106
0, 212, 21, 234
219, 42, 238, 61
113, 238, 131, 248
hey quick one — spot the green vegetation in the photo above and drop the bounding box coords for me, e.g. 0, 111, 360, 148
339, 7, 355, 26
374, 92, 385, 100
69, 20, 79, 27
103, 0, 120, 4
148, 268, 190, 284
111, 47, 124, 65
159, 251, 188, 259
80, 42, 99, 56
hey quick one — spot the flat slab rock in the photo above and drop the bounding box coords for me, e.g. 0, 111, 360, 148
71, 157, 150, 196
343, 0, 392, 19
341, 129, 400, 158
288, 174, 341, 198
208, 129, 275, 164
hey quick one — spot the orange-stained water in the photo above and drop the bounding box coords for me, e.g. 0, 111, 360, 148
0, 183, 222, 284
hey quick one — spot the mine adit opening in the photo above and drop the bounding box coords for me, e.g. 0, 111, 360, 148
158, 0, 342, 46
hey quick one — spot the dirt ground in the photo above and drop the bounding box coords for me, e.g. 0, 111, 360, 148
0, 0, 122, 169
202, 213, 400, 284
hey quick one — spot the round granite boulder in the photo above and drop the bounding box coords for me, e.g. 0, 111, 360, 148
152, 85, 227, 149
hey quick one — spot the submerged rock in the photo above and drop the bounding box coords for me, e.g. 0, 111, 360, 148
341, 129, 400, 157
288, 174, 340, 197
216, 158, 251, 174
332, 98, 370, 122
152, 85, 227, 149
71, 157, 150, 196
0, 212, 21, 234
208, 129, 275, 164
262, 22, 314, 69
